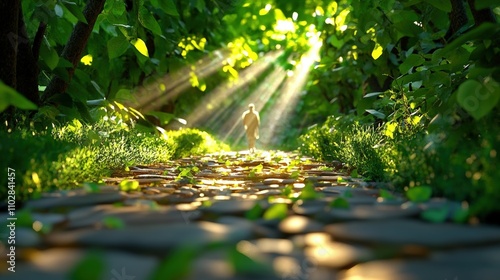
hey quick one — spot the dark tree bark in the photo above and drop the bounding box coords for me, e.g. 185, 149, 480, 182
43, 0, 106, 104
467, 0, 497, 25
16, 5, 41, 105
32, 22, 47, 67
445, 0, 469, 40
445, 0, 497, 41
0, 0, 20, 89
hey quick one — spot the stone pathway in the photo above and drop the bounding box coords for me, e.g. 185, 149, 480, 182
1, 150, 500, 279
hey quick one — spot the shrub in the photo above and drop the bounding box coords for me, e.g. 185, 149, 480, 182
299, 115, 389, 181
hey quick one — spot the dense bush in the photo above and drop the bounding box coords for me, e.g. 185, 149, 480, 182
166, 128, 230, 159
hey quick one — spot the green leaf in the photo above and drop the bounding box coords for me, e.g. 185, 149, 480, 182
406, 186, 432, 203
281, 185, 294, 198
364, 92, 384, 98
245, 202, 264, 220
365, 109, 386, 119
379, 189, 395, 200
157, 0, 179, 16
263, 203, 288, 220
452, 208, 469, 224
0, 81, 38, 113
342, 190, 353, 198
228, 246, 273, 275
350, 169, 359, 178
62, 1, 88, 24
299, 182, 321, 200
67, 81, 88, 102
457, 79, 500, 120
424, 0, 451, 12
68, 250, 105, 280
132, 38, 150, 58
443, 23, 500, 54
83, 182, 101, 193
111, 0, 126, 16
329, 197, 350, 209
399, 54, 424, 74
421, 207, 448, 223
119, 179, 139, 191
40, 42, 59, 70
102, 216, 125, 229
139, 6, 163, 35
16, 209, 34, 227
192, 0, 205, 12
107, 35, 129, 59
150, 246, 198, 280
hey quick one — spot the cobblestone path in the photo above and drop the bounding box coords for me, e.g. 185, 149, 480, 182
1, 150, 500, 279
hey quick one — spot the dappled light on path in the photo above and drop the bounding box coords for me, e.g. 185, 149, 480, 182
4, 150, 500, 279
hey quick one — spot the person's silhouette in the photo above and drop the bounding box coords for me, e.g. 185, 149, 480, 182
242, 103, 260, 153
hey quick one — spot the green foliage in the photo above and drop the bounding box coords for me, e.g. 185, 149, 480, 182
149, 246, 199, 280
0, 81, 38, 113
329, 197, 350, 209
101, 216, 125, 229
296, 0, 500, 222
263, 203, 288, 220
0, 115, 228, 201
298, 182, 322, 200
176, 166, 200, 184
406, 186, 432, 203
379, 189, 395, 200
299, 115, 389, 181
166, 128, 230, 159
245, 202, 265, 220
228, 245, 274, 276
68, 250, 105, 280
119, 179, 140, 192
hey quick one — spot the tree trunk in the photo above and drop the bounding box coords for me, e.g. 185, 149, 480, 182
467, 0, 497, 26
0, 0, 20, 89
445, 0, 469, 40
16, 5, 41, 105
43, 0, 106, 104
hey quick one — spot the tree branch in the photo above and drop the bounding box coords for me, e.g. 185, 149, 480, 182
32, 22, 47, 62
43, 0, 106, 104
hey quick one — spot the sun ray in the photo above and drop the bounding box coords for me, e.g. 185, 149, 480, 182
260, 37, 323, 148
184, 50, 284, 127
126, 49, 230, 112
217, 65, 288, 146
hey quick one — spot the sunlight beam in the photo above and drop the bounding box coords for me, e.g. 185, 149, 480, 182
126, 49, 230, 112
217, 66, 288, 144
260, 38, 322, 147
185, 50, 284, 126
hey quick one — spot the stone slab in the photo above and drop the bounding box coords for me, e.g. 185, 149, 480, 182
325, 219, 500, 248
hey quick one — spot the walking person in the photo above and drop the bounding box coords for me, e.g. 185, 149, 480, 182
242, 103, 260, 153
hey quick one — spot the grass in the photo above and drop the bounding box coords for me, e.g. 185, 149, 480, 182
298, 115, 389, 181
0, 118, 229, 202
297, 110, 500, 222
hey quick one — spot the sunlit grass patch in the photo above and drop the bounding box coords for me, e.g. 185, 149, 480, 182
0, 120, 229, 202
